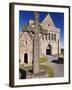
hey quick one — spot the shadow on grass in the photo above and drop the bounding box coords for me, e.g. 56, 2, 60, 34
19, 69, 26, 79
52, 58, 64, 64
29, 70, 33, 73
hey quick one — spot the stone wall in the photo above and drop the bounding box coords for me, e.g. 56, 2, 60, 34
19, 28, 61, 64
39, 28, 61, 56
19, 32, 33, 64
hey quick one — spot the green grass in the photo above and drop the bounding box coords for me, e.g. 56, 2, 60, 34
19, 64, 32, 70
20, 56, 48, 70
19, 64, 54, 77
40, 64, 54, 77
19, 56, 54, 77
39, 56, 48, 63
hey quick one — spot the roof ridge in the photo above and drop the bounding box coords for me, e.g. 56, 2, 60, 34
41, 14, 55, 27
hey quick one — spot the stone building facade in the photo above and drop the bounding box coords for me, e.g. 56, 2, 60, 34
19, 14, 61, 64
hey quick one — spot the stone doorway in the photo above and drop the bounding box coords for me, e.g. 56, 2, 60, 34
24, 53, 28, 63
46, 49, 51, 55
46, 44, 52, 55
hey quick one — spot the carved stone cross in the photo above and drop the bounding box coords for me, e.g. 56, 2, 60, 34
33, 12, 40, 74
23, 12, 40, 74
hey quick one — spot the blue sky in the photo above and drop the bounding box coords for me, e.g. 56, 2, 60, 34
19, 11, 64, 48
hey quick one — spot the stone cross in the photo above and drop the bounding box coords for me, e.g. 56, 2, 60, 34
33, 12, 40, 74
23, 12, 40, 74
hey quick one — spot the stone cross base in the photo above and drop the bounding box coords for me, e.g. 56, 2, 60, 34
26, 70, 48, 79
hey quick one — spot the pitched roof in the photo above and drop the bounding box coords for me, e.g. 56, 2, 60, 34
40, 14, 55, 29
20, 14, 59, 39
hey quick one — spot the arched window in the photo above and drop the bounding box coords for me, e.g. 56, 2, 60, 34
46, 44, 52, 55
54, 34, 56, 41
52, 33, 53, 41
45, 34, 47, 40
48, 33, 50, 40
42, 34, 44, 40
25, 41, 27, 45
48, 24, 50, 26
24, 53, 28, 63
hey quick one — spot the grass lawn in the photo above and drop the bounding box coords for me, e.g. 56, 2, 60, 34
39, 56, 48, 63
19, 64, 32, 71
19, 63, 54, 77
19, 56, 54, 77
40, 64, 54, 77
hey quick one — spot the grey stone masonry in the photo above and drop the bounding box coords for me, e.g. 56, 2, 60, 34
33, 12, 40, 74
33, 32, 40, 74
34, 12, 39, 29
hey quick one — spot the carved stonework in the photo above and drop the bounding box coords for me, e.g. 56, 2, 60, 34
19, 12, 61, 69
33, 33, 40, 74
33, 12, 40, 74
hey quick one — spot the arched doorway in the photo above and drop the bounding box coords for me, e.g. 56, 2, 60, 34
24, 53, 28, 63
46, 44, 52, 55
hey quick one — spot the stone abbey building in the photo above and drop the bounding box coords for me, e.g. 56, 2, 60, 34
19, 13, 61, 64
